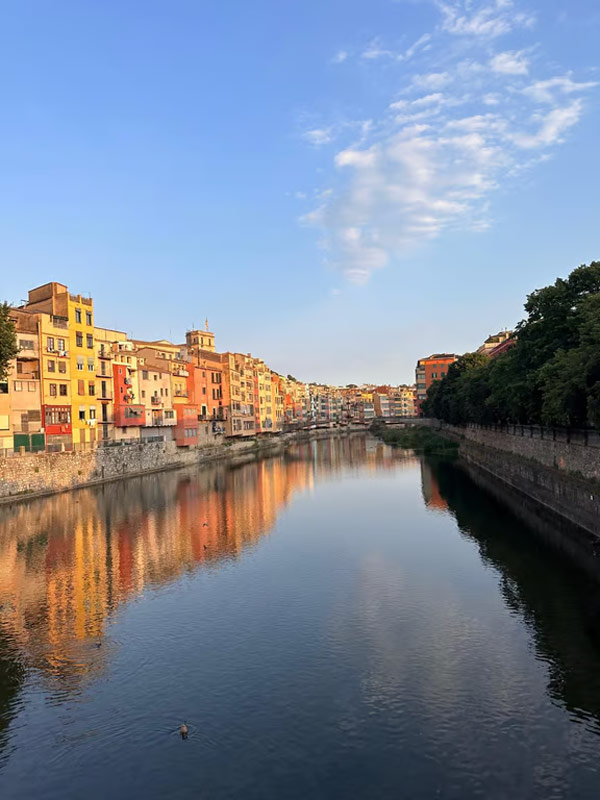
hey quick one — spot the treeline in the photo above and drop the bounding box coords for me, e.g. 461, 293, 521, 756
422, 261, 600, 428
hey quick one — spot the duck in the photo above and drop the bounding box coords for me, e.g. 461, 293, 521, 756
180, 722, 189, 739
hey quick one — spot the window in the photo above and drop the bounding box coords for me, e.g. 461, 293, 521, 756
77, 357, 84, 371
19, 339, 34, 350
78, 380, 85, 395
86, 311, 92, 326
49, 383, 56, 396
141, 390, 146, 399
57, 338, 66, 351
86, 334, 93, 349
75, 308, 82, 323
76, 332, 83, 347
59, 361, 67, 374
89, 407, 96, 420
28, 382, 36, 392
202, 386, 206, 395
88, 383, 95, 396
142, 370, 148, 380
79, 409, 86, 421
126, 356, 131, 364
165, 410, 174, 419
47, 336, 55, 351
45, 407, 70, 426
165, 388, 168, 396
153, 374, 157, 381
160, 387, 164, 396
88, 358, 94, 371
48, 359, 56, 372
59, 384, 68, 396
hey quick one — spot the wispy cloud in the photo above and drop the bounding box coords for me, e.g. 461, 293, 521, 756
437, 0, 535, 38
490, 49, 530, 75
332, 50, 348, 64
301, 0, 596, 283
360, 33, 431, 62
303, 127, 335, 146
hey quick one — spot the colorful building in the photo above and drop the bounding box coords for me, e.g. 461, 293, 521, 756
415, 354, 458, 413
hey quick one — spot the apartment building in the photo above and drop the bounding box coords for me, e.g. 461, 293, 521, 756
415, 354, 457, 413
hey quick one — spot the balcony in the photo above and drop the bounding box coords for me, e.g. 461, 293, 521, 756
98, 348, 113, 360
151, 396, 163, 405
51, 316, 68, 330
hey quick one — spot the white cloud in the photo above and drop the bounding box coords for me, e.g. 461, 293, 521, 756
511, 100, 583, 148
523, 75, 598, 104
333, 50, 348, 64
360, 32, 432, 62
302, 0, 595, 283
491, 50, 530, 75
303, 127, 335, 146
437, 0, 535, 38
412, 71, 452, 89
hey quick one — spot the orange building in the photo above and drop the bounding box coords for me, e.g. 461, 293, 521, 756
415, 353, 458, 413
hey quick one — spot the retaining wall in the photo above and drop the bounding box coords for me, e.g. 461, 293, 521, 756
0, 428, 357, 504
425, 421, 600, 538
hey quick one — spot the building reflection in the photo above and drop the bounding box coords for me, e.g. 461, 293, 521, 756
0, 435, 408, 693
423, 456, 600, 731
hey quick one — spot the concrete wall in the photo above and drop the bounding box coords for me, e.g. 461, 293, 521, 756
0, 428, 357, 504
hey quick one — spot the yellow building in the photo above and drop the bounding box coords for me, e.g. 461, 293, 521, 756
66, 292, 98, 445
22, 283, 74, 449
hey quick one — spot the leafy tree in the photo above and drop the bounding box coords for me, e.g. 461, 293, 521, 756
421, 262, 600, 429
0, 303, 18, 381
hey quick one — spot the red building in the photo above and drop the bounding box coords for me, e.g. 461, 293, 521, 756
174, 404, 200, 447
113, 363, 145, 430
415, 353, 458, 414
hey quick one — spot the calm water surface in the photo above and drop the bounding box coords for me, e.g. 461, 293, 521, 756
1, 435, 600, 799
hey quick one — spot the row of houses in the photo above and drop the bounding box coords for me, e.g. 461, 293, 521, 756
0, 282, 419, 452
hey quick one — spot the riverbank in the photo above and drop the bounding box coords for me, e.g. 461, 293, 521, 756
0, 427, 364, 505
374, 420, 600, 540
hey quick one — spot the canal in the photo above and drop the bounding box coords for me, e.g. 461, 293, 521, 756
1, 435, 600, 799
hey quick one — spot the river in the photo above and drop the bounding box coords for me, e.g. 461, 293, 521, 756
0, 435, 599, 799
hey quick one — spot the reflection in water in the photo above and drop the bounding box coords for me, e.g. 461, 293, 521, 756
428, 457, 600, 733
0, 437, 405, 693
1, 436, 600, 799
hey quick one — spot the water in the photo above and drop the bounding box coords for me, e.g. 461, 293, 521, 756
1, 435, 600, 799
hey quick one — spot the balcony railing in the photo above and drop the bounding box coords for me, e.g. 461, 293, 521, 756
151, 396, 162, 405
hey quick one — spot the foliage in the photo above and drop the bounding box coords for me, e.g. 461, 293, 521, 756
0, 303, 18, 381
370, 421, 458, 455
421, 261, 600, 428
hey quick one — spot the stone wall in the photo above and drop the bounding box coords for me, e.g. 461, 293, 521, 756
0, 428, 358, 504
421, 421, 600, 538
436, 422, 600, 482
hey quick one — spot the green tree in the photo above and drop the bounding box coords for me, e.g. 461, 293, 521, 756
0, 303, 18, 381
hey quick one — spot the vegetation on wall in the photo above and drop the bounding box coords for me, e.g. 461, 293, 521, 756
0, 303, 18, 382
421, 261, 600, 428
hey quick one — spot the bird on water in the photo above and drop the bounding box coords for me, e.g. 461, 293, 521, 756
180, 723, 189, 740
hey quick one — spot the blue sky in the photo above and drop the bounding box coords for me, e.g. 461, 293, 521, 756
1, 0, 598, 384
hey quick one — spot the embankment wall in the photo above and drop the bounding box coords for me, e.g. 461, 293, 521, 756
428, 421, 600, 538
0, 428, 360, 505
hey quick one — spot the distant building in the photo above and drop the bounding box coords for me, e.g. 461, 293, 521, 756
477, 330, 514, 356
415, 354, 458, 414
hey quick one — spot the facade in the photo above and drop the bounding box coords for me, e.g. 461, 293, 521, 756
22, 284, 73, 450
7, 309, 44, 450
415, 354, 458, 413
94, 327, 125, 444
138, 365, 176, 440
112, 341, 144, 440
477, 330, 514, 356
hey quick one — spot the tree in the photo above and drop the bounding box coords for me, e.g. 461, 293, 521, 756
0, 303, 18, 381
